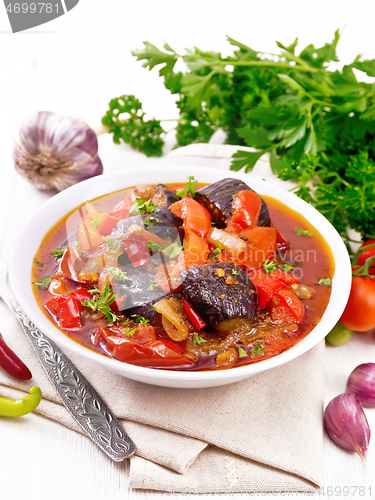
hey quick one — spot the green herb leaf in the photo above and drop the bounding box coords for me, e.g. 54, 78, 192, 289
51, 249, 65, 258
208, 243, 222, 262
193, 333, 207, 345
129, 196, 156, 216
149, 240, 183, 259
317, 277, 332, 286
238, 347, 248, 358
176, 176, 198, 198
250, 341, 264, 355
34, 276, 52, 289
81, 282, 119, 324
262, 260, 277, 274
123, 327, 137, 337
295, 228, 313, 238
278, 263, 295, 273
35, 260, 45, 270
106, 267, 127, 281
147, 279, 158, 291
131, 315, 149, 324
232, 269, 239, 275
91, 219, 101, 229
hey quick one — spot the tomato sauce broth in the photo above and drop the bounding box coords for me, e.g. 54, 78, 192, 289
32, 184, 334, 371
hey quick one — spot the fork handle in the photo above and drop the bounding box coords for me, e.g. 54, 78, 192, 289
10, 299, 136, 462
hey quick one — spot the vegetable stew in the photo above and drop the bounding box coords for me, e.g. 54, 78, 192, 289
32, 177, 334, 371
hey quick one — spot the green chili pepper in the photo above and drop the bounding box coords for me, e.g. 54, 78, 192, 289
0, 386, 42, 417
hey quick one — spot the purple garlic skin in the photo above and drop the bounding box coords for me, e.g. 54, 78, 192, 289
13, 111, 103, 191
324, 393, 370, 466
347, 362, 375, 407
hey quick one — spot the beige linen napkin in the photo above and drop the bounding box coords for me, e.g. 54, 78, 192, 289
0, 145, 324, 494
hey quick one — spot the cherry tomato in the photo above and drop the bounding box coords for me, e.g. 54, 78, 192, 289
356, 239, 375, 275
340, 276, 375, 332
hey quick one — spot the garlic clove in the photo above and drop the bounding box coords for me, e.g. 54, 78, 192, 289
13, 111, 103, 192
347, 362, 375, 408
324, 393, 371, 467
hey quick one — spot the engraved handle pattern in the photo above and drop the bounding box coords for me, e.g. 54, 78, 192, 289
12, 302, 136, 462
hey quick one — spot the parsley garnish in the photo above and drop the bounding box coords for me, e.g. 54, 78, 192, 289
238, 347, 248, 358
35, 260, 45, 270
147, 279, 158, 291
131, 314, 149, 324
208, 243, 222, 262
81, 282, 119, 324
262, 260, 277, 274
91, 219, 101, 229
106, 267, 127, 281
193, 333, 206, 345
123, 327, 137, 337
104, 238, 116, 250
75, 241, 80, 249
295, 228, 313, 238
317, 277, 332, 286
149, 240, 183, 259
129, 196, 156, 216
250, 341, 264, 355
232, 269, 239, 275
176, 176, 198, 198
34, 276, 52, 289
51, 248, 65, 258
279, 263, 295, 273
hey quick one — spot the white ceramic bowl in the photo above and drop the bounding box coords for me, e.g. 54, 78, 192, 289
9, 166, 352, 388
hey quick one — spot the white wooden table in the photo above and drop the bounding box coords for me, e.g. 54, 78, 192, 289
1, 2, 375, 498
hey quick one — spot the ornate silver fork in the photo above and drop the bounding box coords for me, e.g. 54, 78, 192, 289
0, 254, 136, 461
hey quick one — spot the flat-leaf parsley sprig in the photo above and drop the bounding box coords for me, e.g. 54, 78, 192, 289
81, 283, 119, 324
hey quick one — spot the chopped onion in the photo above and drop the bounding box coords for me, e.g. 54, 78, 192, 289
207, 227, 246, 257
153, 298, 189, 341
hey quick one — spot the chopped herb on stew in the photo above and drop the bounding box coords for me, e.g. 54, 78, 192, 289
262, 260, 277, 274
176, 175, 198, 198
35, 260, 45, 270
250, 342, 264, 355
123, 327, 137, 337
208, 243, 222, 262
129, 196, 156, 216
318, 277, 332, 286
107, 267, 127, 281
34, 276, 52, 289
131, 315, 149, 324
193, 334, 206, 345
81, 282, 119, 324
147, 280, 158, 291
238, 347, 248, 358
295, 228, 313, 238
51, 248, 64, 258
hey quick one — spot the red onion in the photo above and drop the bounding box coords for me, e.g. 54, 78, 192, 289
324, 393, 370, 466
13, 111, 103, 191
347, 363, 375, 407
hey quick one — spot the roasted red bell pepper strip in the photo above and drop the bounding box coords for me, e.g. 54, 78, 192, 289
182, 299, 207, 330
122, 232, 151, 267
256, 270, 299, 308
45, 292, 82, 329
98, 327, 193, 367
183, 231, 209, 269
0, 386, 42, 417
109, 194, 134, 219
0, 333, 32, 380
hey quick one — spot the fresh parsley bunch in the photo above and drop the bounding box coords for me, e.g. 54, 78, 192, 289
102, 32, 375, 243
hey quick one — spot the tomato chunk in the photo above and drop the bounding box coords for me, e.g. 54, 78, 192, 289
227, 190, 261, 232
45, 294, 82, 329
237, 227, 277, 269
56, 248, 87, 283
270, 286, 305, 324
183, 231, 209, 269
169, 198, 211, 239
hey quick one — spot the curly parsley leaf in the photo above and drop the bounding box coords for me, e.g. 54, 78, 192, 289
102, 95, 164, 157
176, 176, 198, 198
81, 282, 119, 324
250, 341, 264, 355
34, 276, 52, 289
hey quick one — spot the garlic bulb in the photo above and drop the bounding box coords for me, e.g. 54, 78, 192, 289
13, 111, 103, 191
324, 393, 371, 466
347, 363, 375, 407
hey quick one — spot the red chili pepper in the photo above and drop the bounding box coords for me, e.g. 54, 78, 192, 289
182, 299, 207, 330
45, 293, 83, 329
0, 333, 32, 380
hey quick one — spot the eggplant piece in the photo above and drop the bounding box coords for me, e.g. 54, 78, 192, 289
182, 262, 257, 327
111, 215, 143, 236
194, 178, 271, 228
151, 184, 179, 208
142, 207, 183, 241
112, 269, 164, 315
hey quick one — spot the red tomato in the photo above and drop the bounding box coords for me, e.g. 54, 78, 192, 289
45, 294, 82, 330
340, 276, 375, 332
55, 248, 87, 283
98, 216, 119, 236
227, 190, 261, 231
122, 232, 151, 267
183, 231, 209, 269
356, 239, 375, 275
237, 227, 277, 269
98, 328, 193, 367
169, 198, 211, 239
271, 286, 305, 323
109, 194, 134, 219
